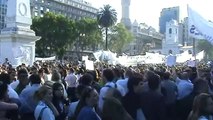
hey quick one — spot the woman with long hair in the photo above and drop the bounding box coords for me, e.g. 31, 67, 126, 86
34, 85, 59, 120
73, 87, 100, 120
188, 93, 213, 120
52, 83, 69, 120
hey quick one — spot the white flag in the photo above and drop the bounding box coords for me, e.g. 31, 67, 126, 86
196, 50, 204, 61
188, 6, 213, 43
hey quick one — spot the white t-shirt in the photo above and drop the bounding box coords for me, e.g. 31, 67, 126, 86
8, 85, 19, 99
10, 80, 19, 90
98, 82, 125, 111
34, 101, 55, 120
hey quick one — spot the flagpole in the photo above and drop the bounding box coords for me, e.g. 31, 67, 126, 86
193, 38, 197, 68
193, 38, 196, 61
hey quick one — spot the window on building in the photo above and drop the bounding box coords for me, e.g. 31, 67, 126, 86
169, 50, 173, 54
46, 8, 49, 12
40, 7, 44, 14
34, 11, 38, 16
47, 1, 50, 5
169, 28, 172, 34
41, 0, 44, 3
40, 7, 44, 11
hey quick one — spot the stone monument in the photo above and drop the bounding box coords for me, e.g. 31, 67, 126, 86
0, 0, 40, 66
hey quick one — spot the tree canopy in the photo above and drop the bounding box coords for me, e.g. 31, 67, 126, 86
108, 23, 134, 54
31, 12, 76, 58
31, 13, 102, 59
197, 39, 213, 60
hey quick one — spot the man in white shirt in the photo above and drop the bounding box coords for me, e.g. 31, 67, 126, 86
65, 68, 78, 88
98, 69, 125, 111
116, 69, 134, 95
19, 74, 42, 119
65, 68, 78, 102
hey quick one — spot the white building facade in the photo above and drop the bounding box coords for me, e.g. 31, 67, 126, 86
162, 19, 193, 55
162, 20, 181, 55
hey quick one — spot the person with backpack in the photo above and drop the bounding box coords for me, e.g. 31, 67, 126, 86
98, 69, 125, 112
34, 86, 59, 120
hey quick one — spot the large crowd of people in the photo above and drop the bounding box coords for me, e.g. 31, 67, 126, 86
0, 60, 213, 120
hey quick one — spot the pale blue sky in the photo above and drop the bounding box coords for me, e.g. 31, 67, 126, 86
86, 0, 213, 31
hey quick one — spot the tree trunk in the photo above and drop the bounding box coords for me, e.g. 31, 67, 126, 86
105, 27, 108, 50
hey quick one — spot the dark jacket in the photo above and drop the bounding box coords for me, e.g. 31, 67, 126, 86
122, 91, 141, 119
140, 90, 167, 120
52, 98, 69, 120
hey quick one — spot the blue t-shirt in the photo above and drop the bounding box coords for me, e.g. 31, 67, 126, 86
77, 106, 101, 120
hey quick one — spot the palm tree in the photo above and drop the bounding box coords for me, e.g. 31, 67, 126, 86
97, 4, 117, 50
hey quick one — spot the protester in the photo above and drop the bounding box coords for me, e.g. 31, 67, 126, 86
19, 74, 42, 120
0, 82, 18, 120
34, 85, 59, 120
52, 83, 69, 120
74, 87, 100, 120
98, 68, 125, 112
0, 59, 213, 120
188, 93, 213, 120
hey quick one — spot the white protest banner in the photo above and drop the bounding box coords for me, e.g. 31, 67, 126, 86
35, 56, 56, 61
188, 6, 213, 43
196, 50, 204, 61
82, 56, 88, 61
85, 60, 94, 70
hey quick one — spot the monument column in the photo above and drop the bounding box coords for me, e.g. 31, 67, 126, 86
0, 0, 40, 66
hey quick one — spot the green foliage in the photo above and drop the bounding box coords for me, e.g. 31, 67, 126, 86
108, 23, 134, 54
97, 4, 117, 28
197, 39, 213, 60
97, 4, 117, 50
31, 12, 76, 58
31, 13, 103, 59
76, 18, 103, 51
